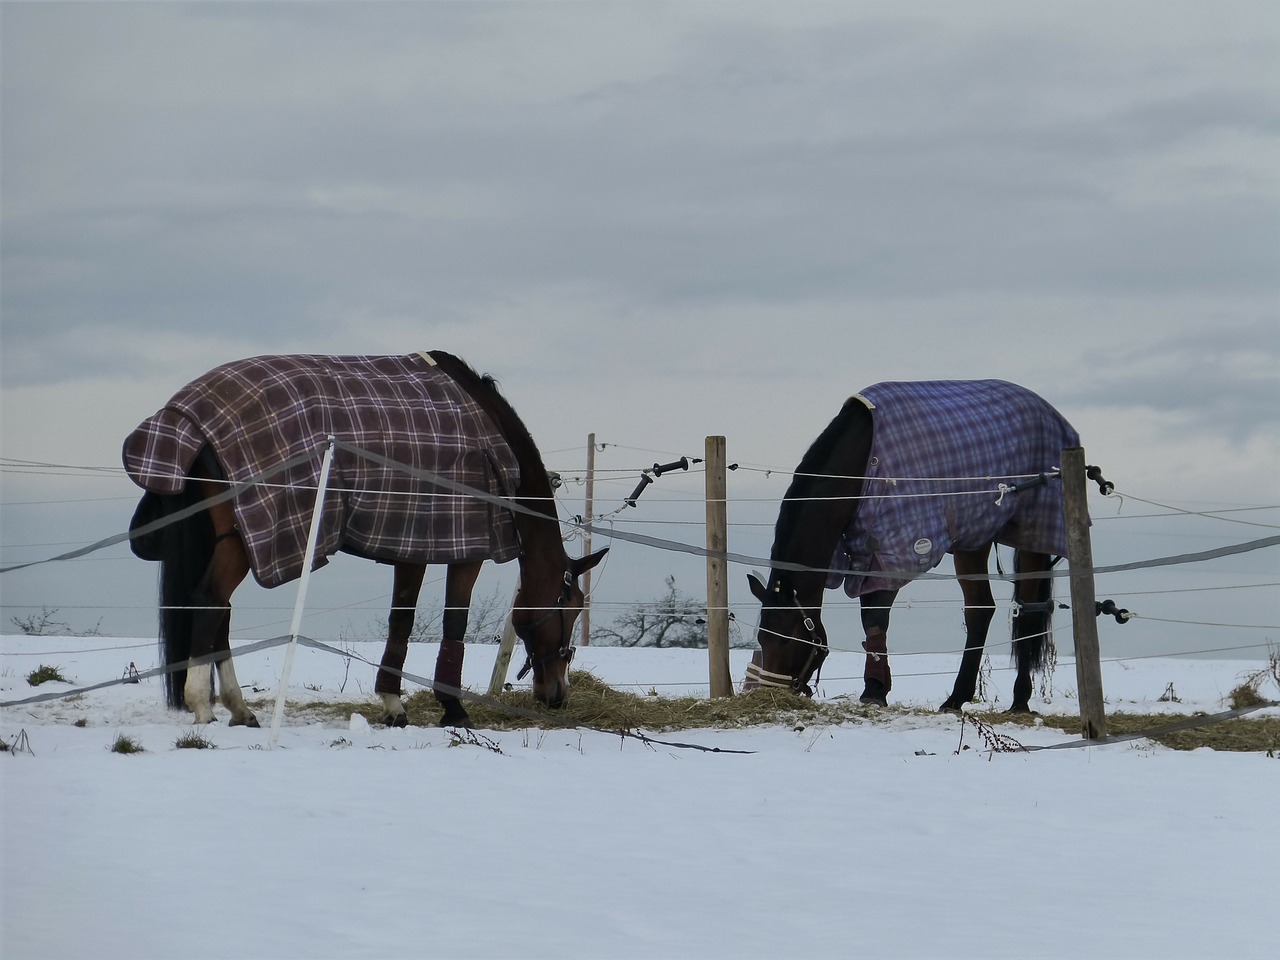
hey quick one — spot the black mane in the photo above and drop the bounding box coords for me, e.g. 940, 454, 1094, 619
428, 351, 557, 518
771, 397, 872, 563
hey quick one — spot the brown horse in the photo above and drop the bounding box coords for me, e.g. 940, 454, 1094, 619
748, 380, 1078, 712
125, 351, 605, 728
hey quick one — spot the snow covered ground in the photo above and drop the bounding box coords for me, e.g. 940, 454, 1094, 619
3, 635, 1277, 960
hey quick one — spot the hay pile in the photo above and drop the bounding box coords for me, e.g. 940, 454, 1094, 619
300, 669, 889, 733
295, 671, 1280, 752
403, 670, 892, 732
1017, 710, 1280, 753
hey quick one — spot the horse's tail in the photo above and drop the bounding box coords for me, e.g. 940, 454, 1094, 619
1012, 552, 1055, 675
130, 485, 216, 709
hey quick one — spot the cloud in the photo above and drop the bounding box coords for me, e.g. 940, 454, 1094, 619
1060, 317, 1280, 442
2, 2, 1276, 641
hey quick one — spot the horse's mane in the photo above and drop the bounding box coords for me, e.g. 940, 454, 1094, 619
428, 351, 556, 517
771, 397, 871, 563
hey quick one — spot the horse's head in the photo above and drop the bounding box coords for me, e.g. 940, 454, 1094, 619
746, 572, 829, 696
513, 548, 608, 708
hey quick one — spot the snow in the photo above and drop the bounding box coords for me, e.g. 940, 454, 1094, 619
3, 635, 1277, 960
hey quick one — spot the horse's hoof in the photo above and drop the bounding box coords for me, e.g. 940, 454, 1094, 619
229, 715, 261, 728
380, 713, 409, 729
439, 704, 472, 728
859, 681, 888, 707
939, 703, 964, 715
1007, 704, 1035, 715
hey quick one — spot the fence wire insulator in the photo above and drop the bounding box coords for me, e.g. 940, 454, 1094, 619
996, 471, 1055, 505
625, 473, 653, 507
651, 457, 691, 476
625, 455, 703, 507
1086, 464, 1115, 495
1096, 599, 1133, 623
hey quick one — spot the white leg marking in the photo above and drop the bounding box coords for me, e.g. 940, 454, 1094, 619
185, 664, 215, 724
380, 693, 405, 718
217, 658, 259, 726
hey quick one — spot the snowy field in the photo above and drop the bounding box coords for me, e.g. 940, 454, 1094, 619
3, 634, 1277, 960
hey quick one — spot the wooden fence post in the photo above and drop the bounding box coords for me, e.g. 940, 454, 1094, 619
705, 436, 733, 698
581, 433, 595, 646
1062, 446, 1106, 739
487, 582, 522, 697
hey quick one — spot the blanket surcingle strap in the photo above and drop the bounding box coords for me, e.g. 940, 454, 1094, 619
828, 379, 1081, 597
122, 353, 521, 588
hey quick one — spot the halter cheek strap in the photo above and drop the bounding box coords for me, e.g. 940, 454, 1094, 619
515, 572, 576, 681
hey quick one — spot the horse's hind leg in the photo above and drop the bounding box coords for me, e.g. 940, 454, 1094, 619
376, 563, 426, 727
940, 547, 995, 712
434, 561, 483, 728
187, 490, 254, 725
1010, 551, 1053, 713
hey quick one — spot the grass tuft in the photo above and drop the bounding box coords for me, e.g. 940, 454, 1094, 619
1228, 682, 1265, 711
26, 664, 68, 686
109, 733, 144, 754
174, 729, 216, 750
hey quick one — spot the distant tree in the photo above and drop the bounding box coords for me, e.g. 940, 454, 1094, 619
9, 607, 102, 637
594, 574, 755, 649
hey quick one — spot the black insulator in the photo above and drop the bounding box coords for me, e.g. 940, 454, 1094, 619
625, 473, 654, 507
1086, 464, 1115, 495
1095, 599, 1132, 623
652, 457, 690, 476
1010, 472, 1050, 494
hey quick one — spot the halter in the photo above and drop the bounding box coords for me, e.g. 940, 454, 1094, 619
515, 571, 576, 681
746, 588, 829, 697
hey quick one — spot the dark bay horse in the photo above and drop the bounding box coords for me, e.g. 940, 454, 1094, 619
747, 380, 1078, 712
125, 351, 605, 728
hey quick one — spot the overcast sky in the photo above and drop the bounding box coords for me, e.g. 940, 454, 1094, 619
2, 2, 1276, 665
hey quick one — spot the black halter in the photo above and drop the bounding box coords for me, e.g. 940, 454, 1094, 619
751, 583, 829, 697
515, 571, 576, 681
787, 593, 829, 697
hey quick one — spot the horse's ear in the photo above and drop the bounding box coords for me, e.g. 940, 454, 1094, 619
570, 548, 608, 579
747, 572, 769, 603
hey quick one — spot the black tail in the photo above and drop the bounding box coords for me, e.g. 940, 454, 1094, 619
1011, 552, 1055, 675
130, 485, 216, 709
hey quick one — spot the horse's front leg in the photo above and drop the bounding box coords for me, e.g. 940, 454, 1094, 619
859, 589, 897, 706
940, 548, 995, 712
434, 561, 484, 728
376, 563, 426, 728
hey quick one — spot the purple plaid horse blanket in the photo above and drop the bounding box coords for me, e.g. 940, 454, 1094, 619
826, 380, 1080, 597
123, 353, 521, 588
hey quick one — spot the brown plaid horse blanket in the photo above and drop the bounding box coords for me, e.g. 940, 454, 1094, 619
123, 353, 521, 588
826, 380, 1080, 597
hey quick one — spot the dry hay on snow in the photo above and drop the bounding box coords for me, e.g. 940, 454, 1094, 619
285, 670, 1280, 753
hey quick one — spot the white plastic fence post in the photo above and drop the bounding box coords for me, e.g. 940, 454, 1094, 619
268, 438, 337, 748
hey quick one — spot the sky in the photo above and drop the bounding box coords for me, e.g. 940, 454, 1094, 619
1, 2, 1277, 661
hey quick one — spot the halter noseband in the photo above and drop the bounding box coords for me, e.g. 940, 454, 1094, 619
746, 589, 829, 696
515, 571, 576, 681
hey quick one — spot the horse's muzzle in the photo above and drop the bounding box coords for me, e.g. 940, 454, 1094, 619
533, 671, 570, 709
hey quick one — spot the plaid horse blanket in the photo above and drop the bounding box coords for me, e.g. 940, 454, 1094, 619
123, 353, 521, 588
826, 380, 1080, 597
